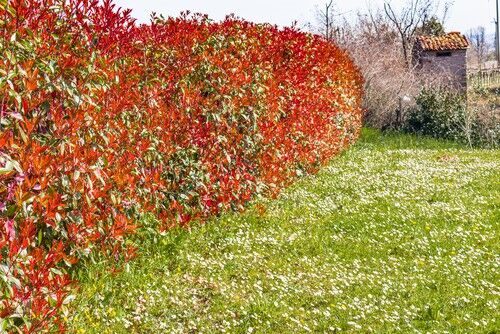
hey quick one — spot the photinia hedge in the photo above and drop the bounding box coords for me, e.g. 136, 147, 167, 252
0, 0, 363, 331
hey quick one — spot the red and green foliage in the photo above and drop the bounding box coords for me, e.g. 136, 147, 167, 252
0, 0, 363, 331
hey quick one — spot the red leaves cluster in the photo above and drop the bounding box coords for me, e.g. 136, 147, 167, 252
0, 0, 362, 331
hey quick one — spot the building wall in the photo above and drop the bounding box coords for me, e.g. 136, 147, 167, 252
418, 49, 468, 88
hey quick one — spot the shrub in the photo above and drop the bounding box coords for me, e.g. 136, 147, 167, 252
406, 88, 499, 147
406, 88, 467, 141
0, 0, 363, 331
468, 87, 500, 148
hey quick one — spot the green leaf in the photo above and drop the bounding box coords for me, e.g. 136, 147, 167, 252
38, 228, 43, 246
50, 268, 63, 276
0, 161, 14, 175
63, 294, 76, 305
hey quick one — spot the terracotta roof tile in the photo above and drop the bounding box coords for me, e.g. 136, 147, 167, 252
416, 32, 469, 51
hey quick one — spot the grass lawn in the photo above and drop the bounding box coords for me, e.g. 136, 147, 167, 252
70, 129, 500, 333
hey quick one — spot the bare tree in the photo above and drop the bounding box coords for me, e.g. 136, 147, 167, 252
468, 27, 490, 70
333, 9, 420, 128
316, 0, 335, 41
315, 1, 350, 42
383, 0, 434, 67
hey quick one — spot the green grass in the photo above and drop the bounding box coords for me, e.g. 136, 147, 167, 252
70, 129, 500, 333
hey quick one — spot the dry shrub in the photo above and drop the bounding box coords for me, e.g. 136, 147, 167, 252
333, 13, 422, 129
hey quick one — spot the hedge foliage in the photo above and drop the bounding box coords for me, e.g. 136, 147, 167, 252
0, 0, 363, 331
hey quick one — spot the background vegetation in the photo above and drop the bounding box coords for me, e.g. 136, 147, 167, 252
407, 88, 499, 148
315, 0, 498, 148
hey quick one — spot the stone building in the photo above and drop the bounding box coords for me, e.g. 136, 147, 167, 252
413, 32, 470, 89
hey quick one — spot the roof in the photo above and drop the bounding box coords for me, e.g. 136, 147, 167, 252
416, 32, 469, 52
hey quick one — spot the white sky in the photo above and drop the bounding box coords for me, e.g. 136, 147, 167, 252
113, 0, 498, 35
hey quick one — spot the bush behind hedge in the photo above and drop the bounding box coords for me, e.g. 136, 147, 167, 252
0, 0, 363, 330
406, 88, 499, 148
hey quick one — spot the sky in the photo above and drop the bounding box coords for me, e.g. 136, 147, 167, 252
113, 0, 498, 36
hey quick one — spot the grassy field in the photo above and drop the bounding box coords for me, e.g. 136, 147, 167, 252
70, 129, 500, 333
